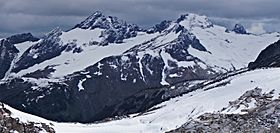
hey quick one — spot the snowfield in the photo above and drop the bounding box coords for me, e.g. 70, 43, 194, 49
189, 25, 280, 70
15, 30, 159, 77
5, 68, 280, 133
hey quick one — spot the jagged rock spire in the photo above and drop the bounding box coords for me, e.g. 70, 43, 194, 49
232, 24, 247, 34
74, 11, 142, 44
74, 11, 140, 31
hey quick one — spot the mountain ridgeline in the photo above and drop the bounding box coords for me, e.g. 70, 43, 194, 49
0, 11, 279, 123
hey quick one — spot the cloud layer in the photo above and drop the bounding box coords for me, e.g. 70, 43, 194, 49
1, 0, 280, 37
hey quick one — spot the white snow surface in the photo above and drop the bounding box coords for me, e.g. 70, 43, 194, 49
60, 28, 103, 44
15, 41, 39, 58
78, 78, 86, 91
5, 68, 280, 133
179, 13, 213, 30
189, 25, 280, 70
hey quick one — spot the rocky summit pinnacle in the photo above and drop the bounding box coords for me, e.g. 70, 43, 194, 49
74, 11, 106, 29
74, 11, 142, 44
74, 10, 139, 31
232, 24, 247, 34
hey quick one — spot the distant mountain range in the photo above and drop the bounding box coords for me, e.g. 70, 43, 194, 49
0, 11, 279, 126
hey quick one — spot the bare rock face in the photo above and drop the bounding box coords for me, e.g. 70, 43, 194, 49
249, 40, 280, 69
12, 28, 65, 73
74, 11, 141, 44
232, 24, 247, 34
168, 88, 280, 133
6, 33, 39, 45
0, 103, 55, 133
0, 39, 19, 79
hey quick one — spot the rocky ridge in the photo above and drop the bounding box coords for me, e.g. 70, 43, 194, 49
0, 103, 55, 133
168, 88, 280, 133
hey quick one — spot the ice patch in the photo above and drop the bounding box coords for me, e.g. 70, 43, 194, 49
137, 52, 145, 81
94, 71, 102, 76
169, 73, 180, 78
78, 78, 87, 91
121, 56, 129, 61
33, 54, 39, 59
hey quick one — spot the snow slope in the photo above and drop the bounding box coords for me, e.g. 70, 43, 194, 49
3, 40, 40, 79
15, 30, 159, 77
5, 68, 280, 133
189, 25, 280, 70
14, 41, 39, 59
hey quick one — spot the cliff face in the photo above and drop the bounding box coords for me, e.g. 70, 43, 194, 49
0, 103, 55, 133
249, 40, 280, 69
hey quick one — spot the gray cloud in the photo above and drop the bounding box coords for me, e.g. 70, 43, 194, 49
0, 0, 280, 38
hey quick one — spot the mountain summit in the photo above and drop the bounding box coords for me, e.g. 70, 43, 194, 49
74, 11, 141, 43
176, 13, 213, 30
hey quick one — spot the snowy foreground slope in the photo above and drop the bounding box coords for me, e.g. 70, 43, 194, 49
5, 68, 280, 133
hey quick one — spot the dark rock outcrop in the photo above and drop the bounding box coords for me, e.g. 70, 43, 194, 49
147, 20, 172, 34
232, 24, 247, 34
0, 39, 19, 79
74, 11, 141, 44
6, 33, 39, 45
0, 103, 55, 133
249, 40, 280, 69
0, 52, 165, 123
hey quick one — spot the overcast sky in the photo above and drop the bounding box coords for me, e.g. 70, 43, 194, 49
1, 0, 280, 38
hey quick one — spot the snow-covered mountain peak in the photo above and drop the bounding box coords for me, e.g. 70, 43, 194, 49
74, 11, 105, 29
176, 13, 213, 30
74, 11, 139, 31
73, 11, 142, 44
